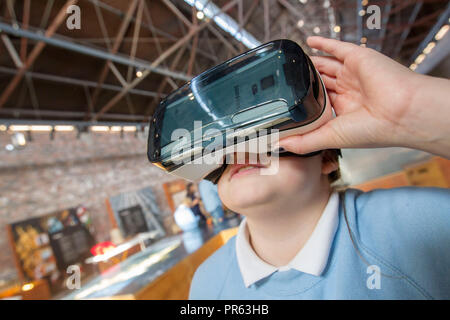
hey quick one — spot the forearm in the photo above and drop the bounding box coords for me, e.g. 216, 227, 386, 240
398, 74, 450, 159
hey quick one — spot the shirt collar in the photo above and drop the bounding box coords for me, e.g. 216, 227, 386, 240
235, 191, 340, 288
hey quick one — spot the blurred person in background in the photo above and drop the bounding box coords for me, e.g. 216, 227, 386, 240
173, 198, 199, 232
198, 179, 225, 225
186, 182, 208, 224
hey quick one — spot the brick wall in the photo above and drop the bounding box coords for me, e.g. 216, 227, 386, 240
0, 129, 178, 283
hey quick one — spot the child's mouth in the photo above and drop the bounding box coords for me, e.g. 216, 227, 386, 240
229, 163, 267, 181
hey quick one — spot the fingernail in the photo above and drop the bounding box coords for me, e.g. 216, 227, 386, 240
272, 147, 285, 154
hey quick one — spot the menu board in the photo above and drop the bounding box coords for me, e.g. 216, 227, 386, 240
117, 205, 149, 237
48, 225, 94, 270
9, 207, 95, 294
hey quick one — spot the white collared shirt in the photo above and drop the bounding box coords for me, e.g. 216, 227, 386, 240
235, 191, 340, 288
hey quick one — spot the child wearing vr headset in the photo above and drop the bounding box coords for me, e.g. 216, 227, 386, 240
148, 37, 450, 299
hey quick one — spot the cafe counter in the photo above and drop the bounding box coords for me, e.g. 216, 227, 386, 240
62, 216, 241, 300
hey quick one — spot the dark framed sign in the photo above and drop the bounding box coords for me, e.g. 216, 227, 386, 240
109, 187, 166, 239
48, 225, 95, 271
117, 205, 149, 237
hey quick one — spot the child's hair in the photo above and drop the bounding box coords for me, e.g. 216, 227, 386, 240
324, 149, 341, 184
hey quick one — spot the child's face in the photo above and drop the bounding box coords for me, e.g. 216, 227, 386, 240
218, 153, 334, 213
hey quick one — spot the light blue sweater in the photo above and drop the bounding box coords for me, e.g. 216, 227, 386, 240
189, 187, 450, 299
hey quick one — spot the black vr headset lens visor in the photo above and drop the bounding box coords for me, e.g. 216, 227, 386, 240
148, 39, 326, 176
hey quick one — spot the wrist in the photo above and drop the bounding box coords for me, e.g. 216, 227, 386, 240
400, 74, 450, 157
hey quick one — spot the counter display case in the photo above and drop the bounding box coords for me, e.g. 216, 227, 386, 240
63, 216, 241, 300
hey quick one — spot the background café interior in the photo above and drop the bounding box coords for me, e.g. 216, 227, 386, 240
0, 0, 449, 300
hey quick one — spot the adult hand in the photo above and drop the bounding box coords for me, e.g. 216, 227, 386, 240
278, 36, 450, 159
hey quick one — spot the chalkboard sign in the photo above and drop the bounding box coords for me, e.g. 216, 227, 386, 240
48, 225, 95, 271
117, 205, 149, 237
109, 187, 166, 240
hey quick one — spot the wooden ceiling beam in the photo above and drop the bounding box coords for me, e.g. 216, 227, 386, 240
92, 0, 242, 121
0, 0, 78, 109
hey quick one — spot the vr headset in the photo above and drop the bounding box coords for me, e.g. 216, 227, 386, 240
147, 39, 337, 183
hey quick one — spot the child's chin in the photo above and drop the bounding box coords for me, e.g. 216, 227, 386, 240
227, 184, 275, 209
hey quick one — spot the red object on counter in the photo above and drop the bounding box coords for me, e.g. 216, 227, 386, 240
90, 242, 116, 256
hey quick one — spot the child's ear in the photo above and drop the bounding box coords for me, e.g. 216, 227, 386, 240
321, 150, 339, 175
